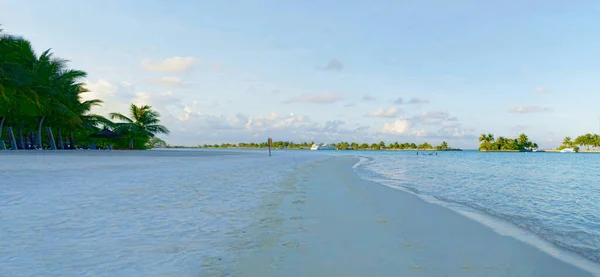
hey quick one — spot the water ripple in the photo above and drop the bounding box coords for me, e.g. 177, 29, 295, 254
353, 150, 600, 264
0, 150, 328, 276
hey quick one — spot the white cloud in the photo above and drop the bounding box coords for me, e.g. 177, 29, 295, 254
156, 76, 183, 86
382, 118, 412, 134
177, 104, 311, 135
318, 58, 343, 71
82, 79, 181, 133
141, 57, 198, 73
305, 121, 372, 142
436, 122, 471, 138
172, 105, 377, 144
415, 110, 450, 125
286, 92, 342, 104
320, 120, 345, 133
414, 129, 428, 137
420, 110, 449, 119
509, 105, 552, 113
375, 110, 475, 144
80, 81, 476, 147
81, 79, 137, 115
344, 102, 357, 108
533, 86, 550, 94
365, 107, 400, 118
442, 122, 461, 129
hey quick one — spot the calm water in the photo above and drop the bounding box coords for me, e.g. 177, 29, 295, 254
351, 150, 600, 264
0, 149, 327, 276
2, 149, 599, 275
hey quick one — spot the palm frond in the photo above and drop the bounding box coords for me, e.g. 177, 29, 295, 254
146, 124, 170, 135
109, 112, 133, 123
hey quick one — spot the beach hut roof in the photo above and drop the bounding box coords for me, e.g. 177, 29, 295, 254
89, 126, 124, 139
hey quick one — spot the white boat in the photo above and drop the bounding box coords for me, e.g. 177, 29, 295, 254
560, 148, 575, 153
310, 143, 336, 150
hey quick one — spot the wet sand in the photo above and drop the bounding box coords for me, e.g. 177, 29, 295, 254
236, 156, 596, 277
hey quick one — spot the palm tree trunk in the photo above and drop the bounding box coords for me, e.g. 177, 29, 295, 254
57, 129, 64, 149
0, 116, 5, 150
129, 138, 134, 149
17, 128, 25, 149
46, 127, 57, 150
36, 116, 45, 149
0, 116, 4, 138
6, 127, 17, 150
69, 131, 75, 149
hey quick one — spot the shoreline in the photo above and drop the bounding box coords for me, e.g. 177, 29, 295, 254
237, 156, 598, 276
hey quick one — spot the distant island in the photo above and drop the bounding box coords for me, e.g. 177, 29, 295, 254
552, 134, 600, 152
475, 132, 600, 153
167, 140, 461, 151
478, 133, 538, 152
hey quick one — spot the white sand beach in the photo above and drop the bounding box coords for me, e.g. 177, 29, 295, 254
1, 150, 598, 276
236, 156, 597, 277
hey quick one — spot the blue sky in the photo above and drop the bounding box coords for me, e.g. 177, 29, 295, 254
2, 0, 600, 148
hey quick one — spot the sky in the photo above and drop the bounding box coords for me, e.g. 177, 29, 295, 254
2, 0, 600, 149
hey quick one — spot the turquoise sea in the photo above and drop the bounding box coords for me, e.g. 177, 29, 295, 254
1, 149, 599, 276
350, 150, 600, 265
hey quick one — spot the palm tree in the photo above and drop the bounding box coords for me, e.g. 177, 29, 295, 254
0, 34, 39, 147
61, 97, 107, 149
478, 133, 494, 150
563, 136, 572, 147
517, 133, 530, 149
110, 104, 170, 149
2, 27, 172, 151
592, 134, 600, 150
439, 141, 449, 150
418, 142, 432, 149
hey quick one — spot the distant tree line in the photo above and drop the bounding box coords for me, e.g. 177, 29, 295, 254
478, 133, 538, 151
558, 134, 600, 151
182, 140, 457, 151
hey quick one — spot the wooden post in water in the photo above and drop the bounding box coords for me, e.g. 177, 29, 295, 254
268, 137, 273, 156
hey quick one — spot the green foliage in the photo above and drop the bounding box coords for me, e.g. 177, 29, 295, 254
478, 133, 537, 151
558, 134, 600, 151
436, 141, 449, 150
197, 140, 457, 151
418, 142, 432, 149
0, 27, 168, 150
147, 137, 167, 148
110, 104, 170, 149
0, 29, 109, 148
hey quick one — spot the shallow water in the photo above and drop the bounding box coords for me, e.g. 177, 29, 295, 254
2, 149, 599, 275
350, 150, 600, 265
0, 149, 328, 276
